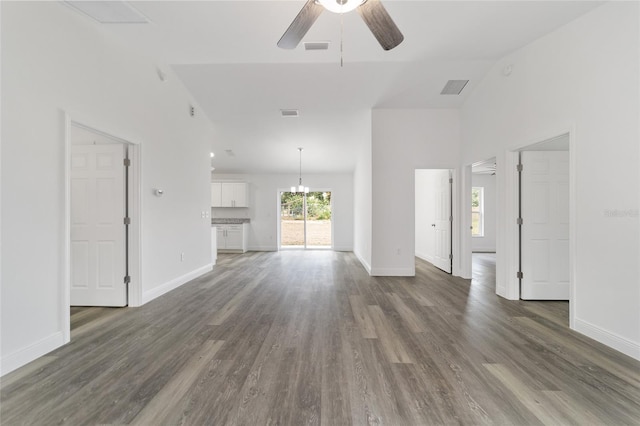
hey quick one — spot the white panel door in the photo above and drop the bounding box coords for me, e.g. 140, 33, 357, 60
71, 144, 127, 306
433, 170, 452, 273
521, 151, 569, 300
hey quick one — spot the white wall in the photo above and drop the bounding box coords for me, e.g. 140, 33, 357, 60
471, 173, 496, 252
353, 133, 372, 271
1, 2, 215, 375
211, 173, 354, 251
371, 109, 460, 276
461, 2, 639, 359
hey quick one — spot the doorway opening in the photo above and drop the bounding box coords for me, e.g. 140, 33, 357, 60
64, 115, 141, 344
279, 190, 332, 249
517, 135, 570, 301
415, 169, 453, 273
471, 158, 497, 290
507, 132, 572, 326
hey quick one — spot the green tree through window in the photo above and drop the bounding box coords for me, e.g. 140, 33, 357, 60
472, 187, 484, 237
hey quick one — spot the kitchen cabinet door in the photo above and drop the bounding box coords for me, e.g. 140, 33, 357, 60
217, 227, 226, 249
230, 183, 248, 207
213, 182, 248, 208
225, 225, 244, 249
211, 183, 222, 207
220, 184, 234, 207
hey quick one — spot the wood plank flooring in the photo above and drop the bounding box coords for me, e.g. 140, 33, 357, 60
2, 251, 639, 425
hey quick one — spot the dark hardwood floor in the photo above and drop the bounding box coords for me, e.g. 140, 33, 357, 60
2, 251, 639, 425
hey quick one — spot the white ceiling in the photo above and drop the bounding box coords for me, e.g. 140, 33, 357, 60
68, 1, 603, 173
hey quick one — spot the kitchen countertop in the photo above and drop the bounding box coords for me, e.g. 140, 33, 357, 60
211, 218, 250, 225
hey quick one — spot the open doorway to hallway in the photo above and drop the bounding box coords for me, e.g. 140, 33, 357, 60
64, 116, 142, 344
471, 158, 497, 287
415, 169, 453, 273
517, 134, 571, 301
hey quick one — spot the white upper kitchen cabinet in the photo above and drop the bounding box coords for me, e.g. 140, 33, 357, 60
211, 182, 222, 207
218, 182, 248, 208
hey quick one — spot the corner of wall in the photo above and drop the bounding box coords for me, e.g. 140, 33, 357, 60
354, 249, 372, 275
0, 332, 65, 377
141, 263, 212, 305
573, 318, 640, 361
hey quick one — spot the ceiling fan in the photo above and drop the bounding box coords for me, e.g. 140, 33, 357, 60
277, 0, 404, 51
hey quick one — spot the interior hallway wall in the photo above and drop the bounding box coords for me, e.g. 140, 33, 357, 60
461, 2, 639, 359
371, 109, 460, 276
1, 2, 215, 375
353, 133, 373, 272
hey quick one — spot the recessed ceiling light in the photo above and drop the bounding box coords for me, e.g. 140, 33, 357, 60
210, 152, 215, 158
63, 1, 149, 24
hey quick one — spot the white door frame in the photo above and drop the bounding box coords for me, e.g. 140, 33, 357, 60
500, 128, 577, 328
63, 113, 142, 343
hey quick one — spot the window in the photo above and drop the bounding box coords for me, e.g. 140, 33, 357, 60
472, 187, 484, 237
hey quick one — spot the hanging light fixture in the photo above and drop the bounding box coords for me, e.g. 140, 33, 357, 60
318, 0, 365, 14
291, 147, 309, 193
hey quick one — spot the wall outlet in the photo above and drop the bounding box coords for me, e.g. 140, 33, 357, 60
396, 248, 401, 255
180, 253, 185, 262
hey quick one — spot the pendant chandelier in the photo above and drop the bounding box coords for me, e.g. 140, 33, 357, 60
291, 147, 309, 193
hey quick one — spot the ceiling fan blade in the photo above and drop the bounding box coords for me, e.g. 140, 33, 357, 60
357, 0, 404, 51
277, 0, 324, 49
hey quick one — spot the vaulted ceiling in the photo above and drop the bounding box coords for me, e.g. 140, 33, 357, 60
67, 1, 603, 173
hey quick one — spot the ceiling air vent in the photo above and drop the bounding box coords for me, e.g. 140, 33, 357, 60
304, 42, 330, 51
64, 1, 149, 23
280, 109, 299, 118
440, 80, 469, 95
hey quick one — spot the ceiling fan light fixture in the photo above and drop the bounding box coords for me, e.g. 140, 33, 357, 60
318, 0, 365, 14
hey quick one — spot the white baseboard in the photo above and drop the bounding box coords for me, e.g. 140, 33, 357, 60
354, 250, 372, 274
472, 249, 497, 253
574, 318, 640, 361
370, 267, 415, 277
142, 264, 213, 305
1, 331, 65, 377
247, 246, 277, 251
332, 245, 353, 252
415, 251, 434, 263
495, 285, 508, 299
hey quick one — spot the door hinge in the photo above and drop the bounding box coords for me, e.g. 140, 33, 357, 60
516, 163, 523, 172
449, 254, 453, 260
517, 271, 524, 279
124, 217, 131, 225
124, 275, 131, 284
517, 217, 523, 225
449, 178, 453, 184
449, 216, 453, 222
123, 158, 131, 167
